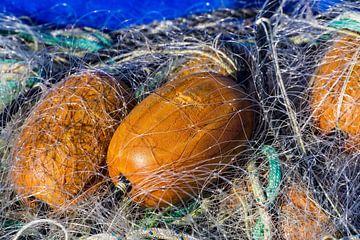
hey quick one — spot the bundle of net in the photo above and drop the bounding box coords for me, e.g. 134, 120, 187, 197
250, 0, 360, 239
0, 7, 271, 240
1, 1, 359, 239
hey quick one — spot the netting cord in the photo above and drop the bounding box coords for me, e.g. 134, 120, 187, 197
12, 219, 69, 240
140, 200, 202, 228
323, 234, 360, 240
0, 86, 43, 128
0, 27, 112, 129
255, 0, 306, 153
125, 227, 200, 240
80, 233, 118, 240
0, 26, 112, 52
255, 0, 346, 232
254, 0, 280, 102
253, 2, 283, 236
248, 145, 281, 240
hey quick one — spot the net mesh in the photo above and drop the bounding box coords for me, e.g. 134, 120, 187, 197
0, 1, 359, 239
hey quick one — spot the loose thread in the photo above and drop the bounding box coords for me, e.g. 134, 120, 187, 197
125, 227, 200, 240
12, 219, 69, 240
248, 145, 282, 240
140, 200, 202, 228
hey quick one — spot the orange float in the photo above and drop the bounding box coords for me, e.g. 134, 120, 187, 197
311, 35, 360, 150
11, 72, 132, 208
107, 61, 254, 208
280, 186, 337, 240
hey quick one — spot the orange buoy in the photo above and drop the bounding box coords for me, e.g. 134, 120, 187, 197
11, 72, 132, 208
107, 70, 254, 208
280, 186, 336, 240
311, 35, 360, 150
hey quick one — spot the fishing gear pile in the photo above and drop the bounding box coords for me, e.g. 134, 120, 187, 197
0, 1, 359, 239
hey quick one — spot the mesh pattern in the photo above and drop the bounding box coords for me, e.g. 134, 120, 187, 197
0, 2, 359, 240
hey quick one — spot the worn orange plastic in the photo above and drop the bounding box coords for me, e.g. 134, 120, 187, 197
11, 72, 132, 208
311, 35, 360, 150
107, 70, 254, 208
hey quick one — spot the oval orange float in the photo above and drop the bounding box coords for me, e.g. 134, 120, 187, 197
11, 72, 132, 208
107, 70, 254, 208
311, 35, 360, 150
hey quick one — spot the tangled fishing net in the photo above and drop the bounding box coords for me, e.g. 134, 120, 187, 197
0, 0, 359, 239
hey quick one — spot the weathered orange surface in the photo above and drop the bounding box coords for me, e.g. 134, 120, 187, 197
280, 187, 336, 240
311, 35, 360, 150
108, 71, 254, 208
11, 72, 132, 208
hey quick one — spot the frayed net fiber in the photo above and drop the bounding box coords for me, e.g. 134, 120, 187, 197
0, 1, 359, 240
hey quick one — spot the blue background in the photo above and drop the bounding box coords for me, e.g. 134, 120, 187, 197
0, 0, 343, 30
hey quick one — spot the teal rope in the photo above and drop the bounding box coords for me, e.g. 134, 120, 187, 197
40, 33, 111, 52
328, 12, 360, 33
248, 145, 282, 240
140, 200, 202, 228
0, 58, 41, 105
0, 28, 112, 52
252, 220, 265, 240
262, 145, 281, 205
0, 59, 38, 110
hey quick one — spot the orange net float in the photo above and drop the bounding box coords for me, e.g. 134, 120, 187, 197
311, 35, 360, 151
10, 72, 133, 208
107, 56, 255, 208
280, 186, 337, 240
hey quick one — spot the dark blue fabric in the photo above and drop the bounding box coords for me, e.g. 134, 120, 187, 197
0, 0, 344, 30
0, 0, 263, 29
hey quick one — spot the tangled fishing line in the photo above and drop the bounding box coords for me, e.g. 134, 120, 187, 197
0, 0, 359, 239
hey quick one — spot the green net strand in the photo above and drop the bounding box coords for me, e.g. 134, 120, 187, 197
49, 27, 113, 50
0, 27, 112, 52
0, 59, 39, 111
328, 12, 360, 33
252, 210, 271, 240
248, 145, 282, 240
262, 145, 282, 205
140, 200, 202, 228
0, 80, 20, 108
310, 11, 360, 47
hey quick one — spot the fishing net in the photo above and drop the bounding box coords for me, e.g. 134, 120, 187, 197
0, 0, 359, 239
